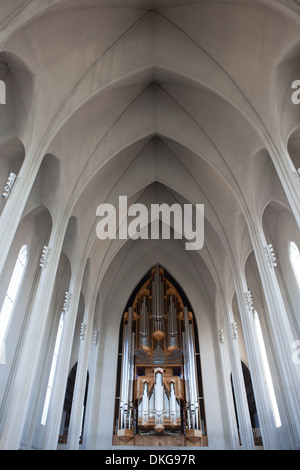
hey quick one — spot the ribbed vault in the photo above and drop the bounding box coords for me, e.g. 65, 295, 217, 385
0, 0, 296, 320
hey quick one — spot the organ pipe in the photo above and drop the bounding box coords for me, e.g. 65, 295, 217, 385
170, 382, 177, 426
152, 266, 163, 331
119, 307, 135, 430
116, 266, 204, 445
140, 296, 149, 348
168, 296, 177, 348
183, 306, 200, 430
141, 382, 149, 426
154, 370, 164, 431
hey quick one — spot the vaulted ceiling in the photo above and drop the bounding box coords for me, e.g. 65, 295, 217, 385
0, 0, 299, 313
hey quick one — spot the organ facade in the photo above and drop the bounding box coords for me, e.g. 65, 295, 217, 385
114, 266, 206, 446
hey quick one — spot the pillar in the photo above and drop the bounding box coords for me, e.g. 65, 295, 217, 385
42, 262, 86, 449
0, 218, 67, 449
223, 300, 255, 449
66, 298, 95, 450
250, 220, 300, 445
234, 271, 280, 449
0, 156, 41, 276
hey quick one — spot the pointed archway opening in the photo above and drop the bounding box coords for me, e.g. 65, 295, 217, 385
113, 264, 207, 447
58, 363, 89, 445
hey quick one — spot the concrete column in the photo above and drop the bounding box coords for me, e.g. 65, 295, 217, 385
42, 262, 86, 449
250, 220, 300, 445
0, 156, 40, 277
0, 218, 67, 449
80, 304, 102, 450
223, 300, 255, 449
234, 270, 280, 449
66, 298, 95, 450
217, 325, 241, 449
271, 144, 300, 229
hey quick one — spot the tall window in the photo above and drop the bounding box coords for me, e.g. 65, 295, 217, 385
0, 244, 28, 364
289, 241, 300, 290
253, 310, 281, 428
41, 311, 65, 425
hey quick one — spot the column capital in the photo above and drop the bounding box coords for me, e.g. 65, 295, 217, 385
218, 329, 225, 344
80, 322, 87, 341
231, 322, 238, 340
39, 246, 51, 269
93, 331, 100, 345
265, 244, 277, 268
245, 290, 254, 312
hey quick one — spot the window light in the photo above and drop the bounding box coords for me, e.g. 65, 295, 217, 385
289, 241, 300, 290
0, 245, 28, 364
253, 310, 281, 428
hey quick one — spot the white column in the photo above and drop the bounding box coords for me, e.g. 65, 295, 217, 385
0, 219, 67, 450
42, 262, 86, 449
80, 323, 102, 450
66, 299, 95, 450
217, 327, 241, 449
0, 156, 40, 277
250, 221, 300, 444
271, 144, 300, 229
223, 301, 255, 449
234, 272, 280, 449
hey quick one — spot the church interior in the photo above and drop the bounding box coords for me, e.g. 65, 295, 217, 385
0, 0, 299, 450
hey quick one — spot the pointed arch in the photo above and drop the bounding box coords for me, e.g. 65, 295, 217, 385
113, 264, 207, 447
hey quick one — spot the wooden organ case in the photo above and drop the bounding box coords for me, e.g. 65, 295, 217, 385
114, 266, 207, 447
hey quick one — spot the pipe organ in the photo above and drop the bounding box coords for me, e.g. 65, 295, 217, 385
116, 266, 204, 446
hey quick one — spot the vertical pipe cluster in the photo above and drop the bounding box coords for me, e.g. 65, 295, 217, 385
169, 382, 177, 426
168, 296, 177, 348
140, 296, 149, 348
152, 266, 163, 331
119, 307, 135, 430
154, 370, 164, 431
182, 307, 200, 430
141, 382, 149, 426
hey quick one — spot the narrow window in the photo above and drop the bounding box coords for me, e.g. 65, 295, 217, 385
253, 310, 281, 428
41, 311, 65, 425
289, 241, 300, 290
0, 245, 28, 364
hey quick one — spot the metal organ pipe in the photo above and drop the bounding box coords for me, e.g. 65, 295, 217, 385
153, 267, 163, 331
168, 296, 177, 348
183, 307, 199, 430
142, 382, 149, 426
128, 331, 135, 429
140, 296, 149, 347
119, 307, 135, 430
170, 382, 177, 426
182, 332, 190, 428
154, 371, 164, 430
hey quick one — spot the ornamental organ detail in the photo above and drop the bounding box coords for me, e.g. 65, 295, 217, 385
114, 266, 206, 446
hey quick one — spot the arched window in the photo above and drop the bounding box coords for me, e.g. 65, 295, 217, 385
0, 244, 28, 364
289, 241, 300, 290
253, 310, 281, 428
